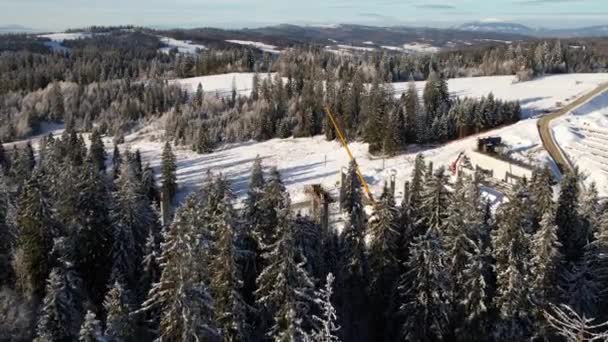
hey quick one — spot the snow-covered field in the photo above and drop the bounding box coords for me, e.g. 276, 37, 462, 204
38, 32, 92, 52
225, 40, 280, 54
381, 43, 440, 54
159, 37, 206, 54
552, 90, 608, 195
393, 73, 608, 118
169, 72, 275, 96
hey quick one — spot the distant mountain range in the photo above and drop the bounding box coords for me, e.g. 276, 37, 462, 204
0, 25, 39, 33
457, 22, 608, 38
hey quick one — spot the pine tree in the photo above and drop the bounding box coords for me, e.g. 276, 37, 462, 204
530, 212, 562, 308
421, 166, 451, 235
35, 238, 85, 342
409, 154, 426, 236
312, 273, 340, 342
111, 162, 157, 287
458, 239, 489, 341
563, 243, 600, 318
255, 193, 315, 341
492, 187, 533, 340
161, 141, 177, 203
16, 176, 56, 299
367, 187, 400, 340
79, 310, 104, 342
140, 230, 160, 301
338, 198, 370, 342
104, 280, 133, 341
112, 145, 122, 180
529, 166, 554, 231
404, 75, 419, 143
578, 210, 608, 318
88, 130, 107, 172
141, 163, 159, 205
555, 171, 583, 263
242, 157, 265, 307
34, 268, 79, 342
529, 211, 563, 338
73, 159, 114, 305
383, 106, 402, 156
400, 227, 452, 341
255, 167, 288, 253
210, 194, 249, 342
0, 141, 8, 172
579, 182, 600, 242
140, 195, 218, 341
340, 160, 361, 214
48, 82, 65, 121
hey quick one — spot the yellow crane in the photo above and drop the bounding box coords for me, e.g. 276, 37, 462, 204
324, 105, 375, 205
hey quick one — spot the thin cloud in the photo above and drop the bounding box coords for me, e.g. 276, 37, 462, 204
415, 4, 456, 9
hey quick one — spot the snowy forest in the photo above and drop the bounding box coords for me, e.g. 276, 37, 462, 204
2, 27, 608, 341
1, 131, 607, 341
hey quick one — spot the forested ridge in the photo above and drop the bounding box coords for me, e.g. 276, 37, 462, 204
2, 28, 608, 341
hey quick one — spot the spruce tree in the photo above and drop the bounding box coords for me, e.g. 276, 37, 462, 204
338, 198, 370, 342
340, 160, 361, 214
111, 162, 157, 288
35, 238, 85, 342
16, 175, 56, 299
88, 130, 107, 172
400, 227, 452, 341
140, 195, 218, 341
492, 187, 533, 340
367, 187, 400, 340
255, 193, 315, 341
161, 141, 177, 203
312, 273, 341, 342
404, 75, 419, 143
112, 145, 122, 180
210, 194, 249, 341
555, 171, 582, 263
73, 160, 114, 305
104, 280, 133, 341
79, 310, 104, 342
242, 157, 265, 308
530, 211, 562, 338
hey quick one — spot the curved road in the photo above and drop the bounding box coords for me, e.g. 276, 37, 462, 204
537, 82, 608, 174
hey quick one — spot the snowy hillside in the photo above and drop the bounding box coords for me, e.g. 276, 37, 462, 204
552, 90, 608, 195
225, 40, 280, 54
393, 74, 608, 118
159, 37, 206, 54
38, 32, 93, 52
169, 72, 275, 97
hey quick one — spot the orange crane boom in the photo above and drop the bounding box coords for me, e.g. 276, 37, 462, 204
324, 105, 375, 205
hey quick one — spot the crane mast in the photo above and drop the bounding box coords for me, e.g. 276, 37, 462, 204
324, 105, 375, 205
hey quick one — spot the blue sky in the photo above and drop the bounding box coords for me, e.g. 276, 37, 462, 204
2, 0, 607, 31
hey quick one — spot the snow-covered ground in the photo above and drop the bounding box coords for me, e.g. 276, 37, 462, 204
225, 40, 280, 54
38, 32, 92, 52
114, 116, 545, 209
169, 72, 275, 97
381, 43, 440, 54
159, 37, 206, 54
552, 90, 608, 195
392, 74, 608, 118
